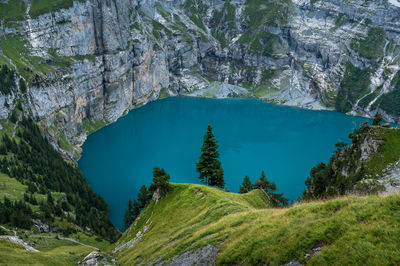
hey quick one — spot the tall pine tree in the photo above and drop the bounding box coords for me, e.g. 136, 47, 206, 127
196, 125, 224, 188
239, 176, 253, 193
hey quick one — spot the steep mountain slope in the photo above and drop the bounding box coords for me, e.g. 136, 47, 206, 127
0, 0, 400, 158
303, 124, 400, 199
113, 183, 400, 265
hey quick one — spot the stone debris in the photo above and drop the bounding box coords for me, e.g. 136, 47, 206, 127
282, 246, 323, 266
154, 244, 218, 266
0, 236, 39, 252
112, 222, 152, 253
79, 251, 103, 266
32, 219, 53, 233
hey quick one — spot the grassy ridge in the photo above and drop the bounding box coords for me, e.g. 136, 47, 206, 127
115, 183, 400, 265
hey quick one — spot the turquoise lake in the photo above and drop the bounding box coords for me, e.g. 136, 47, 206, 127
79, 97, 369, 230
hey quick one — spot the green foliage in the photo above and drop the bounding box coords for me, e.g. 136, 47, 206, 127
246, 31, 278, 56
150, 167, 171, 197
0, 197, 33, 229
0, 35, 55, 83
303, 126, 400, 199
124, 181, 152, 229
372, 88, 400, 116
19, 78, 27, 93
0, 65, 16, 95
239, 176, 252, 193
334, 142, 348, 150
81, 118, 106, 135
29, 0, 86, 19
366, 128, 400, 176
196, 125, 225, 188
152, 20, 172, 40
138, 185, 151, 207
116, 183, 400, 265
189, 15, 207, 32
243, 0, 290, 28
254, 171, 289, 206
124, 199, 140, 229
351, 27, 386, 61
209, 0, 237, 45
116, 183, 268, 264
334, 13, 348, 28
124, 167, 171, 229
358, 85, 382, 109
0, 118, 117, 240
372, 112, 383, 126
211, 28, 227, 48
0, 237, 97, 265
0, 0, 26, 22
391, 71, 400, 89
235, 0, 290, 55
240, 171, 289, 206
155, 3, 170, 21
335, 62, 370, 112
57, 133, 72, 152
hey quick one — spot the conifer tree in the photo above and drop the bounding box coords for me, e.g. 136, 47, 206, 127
150, 167, 170, 197
138, 185, 151, 207
196, 125, 225, 188
47, 192, 54, 205
254, 171, 289, 207
124, 199, 135, 229
254, 171, 276, 192
373, 112, 383, 126
239, 176, 253, 193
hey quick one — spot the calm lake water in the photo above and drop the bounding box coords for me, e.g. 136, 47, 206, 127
79, 97, 368, 230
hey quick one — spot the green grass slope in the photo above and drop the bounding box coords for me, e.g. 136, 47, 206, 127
115, 183, 400, 265
0, 238, 94, 265
0, 226, 112, 265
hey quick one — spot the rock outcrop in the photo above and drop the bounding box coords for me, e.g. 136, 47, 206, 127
1, 0, 400, 158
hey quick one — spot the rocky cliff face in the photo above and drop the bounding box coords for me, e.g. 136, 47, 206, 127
0, 0, 400, 158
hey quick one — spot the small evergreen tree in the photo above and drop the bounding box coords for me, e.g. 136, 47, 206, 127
239, 176, 253, 193
137, 185, 151, 208
196, 125, 224, 188
124, 199, 135, 229
150, 167, 170, 197
254, 171, 276, 192
373, 112, 383, 126
334, 142, 348, 151
19, 78, 27, 93
47, 192, 54, 205
254, 171, 289, 207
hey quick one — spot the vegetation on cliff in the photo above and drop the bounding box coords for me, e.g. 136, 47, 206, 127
303, 123, 400, 199
0, 116, 117, 241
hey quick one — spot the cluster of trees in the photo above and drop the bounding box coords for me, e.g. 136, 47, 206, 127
0, 65, 16, 95
239, 171, 289, 207
373, 112, 383, 126
0, 197, 32, 229
124, 167, 170, 229
0, 118, 117, 241
124, 124, 293, 229
302, 124, 371, 200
